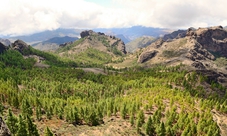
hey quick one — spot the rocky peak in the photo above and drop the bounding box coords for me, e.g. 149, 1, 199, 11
163, 29, 187, 41
80, 30, 96, 38
12, 40, 29, 53
187, 26, 227, 57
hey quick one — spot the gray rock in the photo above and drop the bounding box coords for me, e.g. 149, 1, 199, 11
0, 117, 11, 136
12, 40, 29, 53
138, 50, 158, 63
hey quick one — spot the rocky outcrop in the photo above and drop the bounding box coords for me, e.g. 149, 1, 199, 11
0, 117, 11, 136
163, 30, 187, 41
187, 26, 227, 57
0, 42, 7, 53
186, 41, 215, 61
80, 30, 95, 38
12, 40, 29, 53
138, 50, 158, 63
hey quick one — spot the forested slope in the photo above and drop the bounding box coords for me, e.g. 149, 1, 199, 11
0, 47, 226, 135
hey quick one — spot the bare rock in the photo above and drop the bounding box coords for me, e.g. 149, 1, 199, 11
138, 50, 158, 63
80, 30, 94, 38
12, 40, 29, 53
0, 117, 11, 136
191, 61, 206, 69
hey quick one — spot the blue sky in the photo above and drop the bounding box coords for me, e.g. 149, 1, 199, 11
0, 0, 227, 36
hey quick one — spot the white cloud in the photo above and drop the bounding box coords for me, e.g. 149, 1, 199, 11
0, 0, 227, 36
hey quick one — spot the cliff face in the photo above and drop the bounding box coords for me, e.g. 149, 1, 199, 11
137, 26, 227, 70
187, 26, 227, 57
0, 42, 7, 53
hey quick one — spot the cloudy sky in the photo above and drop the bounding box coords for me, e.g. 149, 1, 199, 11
0, 0, 227, 36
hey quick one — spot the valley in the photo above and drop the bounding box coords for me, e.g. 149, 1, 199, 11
0, 26, 227, 136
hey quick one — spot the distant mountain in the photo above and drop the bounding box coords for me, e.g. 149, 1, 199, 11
9, 28, 83, 43
93, 26, 169, 41
0, 38, 11, 46
32, 36, 79, 51
126, 36, 156, 53
115, 34, 130, 44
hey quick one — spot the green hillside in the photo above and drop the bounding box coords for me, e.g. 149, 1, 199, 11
0, 49, 226, 135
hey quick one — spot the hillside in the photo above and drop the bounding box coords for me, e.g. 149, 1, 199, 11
32, 36, 79, 51
56, 30, 127, 67
126, 36, 156, 53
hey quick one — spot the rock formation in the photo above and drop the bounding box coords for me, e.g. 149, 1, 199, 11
138, 50, 158, 63
0, 117, 11, 136
12, 40, 29, 53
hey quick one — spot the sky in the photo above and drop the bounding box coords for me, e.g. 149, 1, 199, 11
0, 0, 227, 36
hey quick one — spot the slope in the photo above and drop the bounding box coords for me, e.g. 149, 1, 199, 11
56, 30, 127, 67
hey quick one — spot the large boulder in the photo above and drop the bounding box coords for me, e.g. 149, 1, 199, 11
12, 40, 29, 53
0, 117, 11, 136
0, 42, 7, 53
138, 50, 158, 63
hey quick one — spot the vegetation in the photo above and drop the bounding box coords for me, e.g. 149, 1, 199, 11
0, 49, 226, 135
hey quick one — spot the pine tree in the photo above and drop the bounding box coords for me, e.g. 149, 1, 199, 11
136, 110, 145, 127
0, 102, 4, 115
21, 98, 33, 117
6, 109, 18, 135
120, 103, 127, 119
145, 116, 155, 136
157, 122, 166, 136
16, 115, 28, 136
44, 127, 54, 136
130, 112, 134, 126
26, 115, 39, 136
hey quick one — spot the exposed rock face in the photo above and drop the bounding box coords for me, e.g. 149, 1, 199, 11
187, 26, 227, 57
0, 42, 7, 53
80, 30, 94, 38
138, 50, 158, 63
12, 40, 29, 53
163, 30, 187, 41
186, 41, 215, 61
0, 117, 11, 136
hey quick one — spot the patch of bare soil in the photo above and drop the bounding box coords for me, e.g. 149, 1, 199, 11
212, 109, 227, 136
36, 116, 138, 136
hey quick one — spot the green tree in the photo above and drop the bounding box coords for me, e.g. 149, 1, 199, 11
136, 110, 145, 127
21, 99, 33, 117
6, 109, 18, 135
120, 103, 127, 119
156, 122, 166, 136
26, 115, 39, 136
44, 127, 54, 136
16, 115, 28, 136
145, 116, 155, 136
